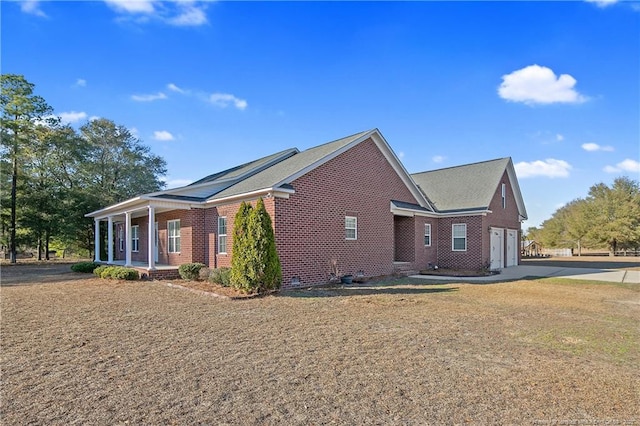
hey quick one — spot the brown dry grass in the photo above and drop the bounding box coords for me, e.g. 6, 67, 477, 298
1, 266, 639, 424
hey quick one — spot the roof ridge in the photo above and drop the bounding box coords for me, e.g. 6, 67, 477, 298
298, 129, 374, 152
411, 157, 510, 176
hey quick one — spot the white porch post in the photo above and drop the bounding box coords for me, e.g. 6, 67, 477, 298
94, 218, 100, 262
125, 211, 132, 267
147, 206, 156, 270
107, 216, 114, 264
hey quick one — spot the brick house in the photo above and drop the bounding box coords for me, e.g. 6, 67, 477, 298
86, 129, 527, 286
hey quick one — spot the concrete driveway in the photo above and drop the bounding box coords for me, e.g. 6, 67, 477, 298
411, 265, 640, 284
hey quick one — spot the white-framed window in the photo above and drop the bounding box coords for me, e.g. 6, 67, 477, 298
119, 227, 124, 252
168, 219, 181, 253
424, 224, 431, 247
345, 216, 357, 240
452, 223, 467, 251
501, 183, 506, 209
217, 217, 227, 254
131, 225, 139, 252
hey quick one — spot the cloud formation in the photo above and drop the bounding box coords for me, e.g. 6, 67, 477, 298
498, 65, 587, 105
514, 159, 572, 178
604, 159, 640, 173
432, 155, 445, 164
586, 0, 618, 7
20, 0, 47, 17
581, 142, 614, 152
131, 92, 167, 102
209, 93, 248, 110
167, 83, 186, 94
74, 78, 87, 88
59, 111, 88, 124
153, 130, 175, 141
103, 0, 209, 27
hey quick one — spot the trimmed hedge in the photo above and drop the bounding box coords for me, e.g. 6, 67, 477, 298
71, 262, 99, 273
209, 267, 231, 287
93, 265, 139, 280
178, 263, 206, 281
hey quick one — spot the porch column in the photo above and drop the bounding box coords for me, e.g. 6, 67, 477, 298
107, 216, 114, 264
94, 218, 100, 262
125, 211, 132, 267
147, 206, 155, 270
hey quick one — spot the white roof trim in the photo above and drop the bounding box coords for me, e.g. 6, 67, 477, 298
205, 186, 295, 206
86, 196, 196, 219
506, 159, 528, 221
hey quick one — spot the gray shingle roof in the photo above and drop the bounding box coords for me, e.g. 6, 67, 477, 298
411, 158, 510, 212
208, 129, 374, 201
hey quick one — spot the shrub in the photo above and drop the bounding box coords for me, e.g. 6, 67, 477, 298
178, 263, 206, 280
71, 262, 99, 273
110, 267, 139, 280
209, 267, 231, 287
198, 267, 211, 281
99, 266, 118, 279
93, 265, 109, 277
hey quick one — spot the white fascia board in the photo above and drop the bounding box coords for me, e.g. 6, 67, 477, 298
370, 131, 434, 211
390, 205, 439, 218
271, 130, 377, 189
205, 186, 295, 206
506, 159, 528, 221
87, 196, 198, 220
438, 209, 490, 218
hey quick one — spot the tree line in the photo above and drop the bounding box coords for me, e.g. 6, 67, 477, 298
1, 74, 166, 262
525, 177, 640, 256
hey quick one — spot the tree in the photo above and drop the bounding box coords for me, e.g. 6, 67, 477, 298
230, 199, 282, 293
587, 177, 640, 255
0, 74, 53, 262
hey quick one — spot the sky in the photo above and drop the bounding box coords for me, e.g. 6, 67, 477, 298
3, 0, 639, 230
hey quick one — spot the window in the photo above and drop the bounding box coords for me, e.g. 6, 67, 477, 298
345, 216, 357, 240
501, 183, 506, 209
452, 224, 467, 251
168, 220, 181, 253
131, 225, 139, 252
217, 217, 227, 254
424, 224, 431, 247
119, 227, 124, 252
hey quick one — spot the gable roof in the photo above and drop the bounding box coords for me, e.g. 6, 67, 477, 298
410, 157, 528, 220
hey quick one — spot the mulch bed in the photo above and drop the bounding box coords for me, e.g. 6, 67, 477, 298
418, 268, 499, 277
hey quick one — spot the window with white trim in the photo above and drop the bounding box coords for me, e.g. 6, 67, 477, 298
131, 225, 139, 252
345, 216, 357, 240
217, 217, 227, 254
452, 223, 467, 251
168, 220, 181, 253
119, 227, 124, 252
424, 224, 431, 247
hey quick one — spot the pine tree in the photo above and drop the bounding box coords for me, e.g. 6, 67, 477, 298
230, 202, 253, 292
250, 198, 282, 291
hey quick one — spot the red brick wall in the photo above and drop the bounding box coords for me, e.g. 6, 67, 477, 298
394, 216, 415, 262
274, 137, 420, 287
436, 215, 484, 270
414, 217, 438, 268
481, 171, 523, 265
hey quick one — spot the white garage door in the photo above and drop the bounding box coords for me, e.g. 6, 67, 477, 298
490, 228, 504, 270
506, 229, 518, 267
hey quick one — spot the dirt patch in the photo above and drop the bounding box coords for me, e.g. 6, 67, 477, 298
1, 269, 639, 424
1, 262, 88, 286
418, 268, 497, 277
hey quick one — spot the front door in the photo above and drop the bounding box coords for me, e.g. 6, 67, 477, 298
154, 222, 159, 263
490, 228, 504, 270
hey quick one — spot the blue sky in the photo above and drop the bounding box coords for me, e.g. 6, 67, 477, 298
3, 0, 639, 229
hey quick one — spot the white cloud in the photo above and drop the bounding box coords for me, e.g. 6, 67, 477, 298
74, 78, 87, 88
586, 0, 618, 7
604, 159, 640, 173
20, 0, 47, 17
397, 151, 405, 160
432, 155, 445, 164
167, 83, 186, 94
153, 130, 175, 141
89, 116, 100, 122
168, 4, 208, 26
131, 92, 167, 102
209, 93, 248, 110
130, 127, 140, 138
59, 111, 88, 124
556, 134, 564, 142
581, 142, 614, 152
104, 0, 156, 14
514, 159, 572, 178
498, 65, 588, 105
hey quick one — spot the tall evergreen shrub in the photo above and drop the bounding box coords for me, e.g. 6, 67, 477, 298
230, 202, 254, 292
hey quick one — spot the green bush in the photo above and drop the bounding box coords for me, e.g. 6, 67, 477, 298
95, 265, 138, 280
209, 267, 231, 286
93, 265, 109, 277
178, 263, 206, 280
71, 262, 99, 273
110, 267, 139, 280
